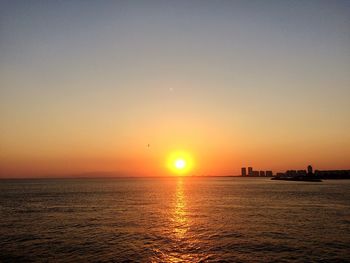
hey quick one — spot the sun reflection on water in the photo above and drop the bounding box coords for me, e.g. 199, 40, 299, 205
173, 178, 188, 240
151, 178, 212, 262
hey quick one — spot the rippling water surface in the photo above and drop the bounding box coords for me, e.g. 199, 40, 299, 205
1, 177, 349, 262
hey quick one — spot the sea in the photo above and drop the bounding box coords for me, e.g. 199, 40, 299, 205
0, 177, 349, 262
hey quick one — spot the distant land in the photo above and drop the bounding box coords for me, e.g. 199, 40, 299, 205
240, 165, 350, 180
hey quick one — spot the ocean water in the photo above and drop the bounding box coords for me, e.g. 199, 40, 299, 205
0, 177, 349, 262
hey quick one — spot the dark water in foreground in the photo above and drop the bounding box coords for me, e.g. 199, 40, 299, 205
0, 177, 349, 262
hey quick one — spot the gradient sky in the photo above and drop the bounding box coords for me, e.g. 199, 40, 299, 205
1, 0, 350, 177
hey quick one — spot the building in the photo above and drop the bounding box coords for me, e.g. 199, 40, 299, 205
266, 171, 273, 177
241, 167, 274, 177
248, 167, 253, 176
252, 171, 259, 176
297, 170, 307, 176
307, 165, 313, 175
286, 170, 297, 177
276, 166, 318, 179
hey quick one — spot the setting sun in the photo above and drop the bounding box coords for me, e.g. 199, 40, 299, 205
175, 159, 186, 169
167, 151, 194, 176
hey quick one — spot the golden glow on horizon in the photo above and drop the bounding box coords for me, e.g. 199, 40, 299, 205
167, 151, 194, 176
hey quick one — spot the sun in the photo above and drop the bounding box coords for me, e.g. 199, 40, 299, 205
167, 151, 194, 176
175, 159, 186, 169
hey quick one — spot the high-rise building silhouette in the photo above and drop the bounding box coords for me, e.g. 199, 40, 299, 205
241, 167, 247, 176
248, 167, 253, 176
307, 165, 313, 175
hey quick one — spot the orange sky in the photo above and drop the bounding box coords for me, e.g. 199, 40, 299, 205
1, 1, 350, 177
